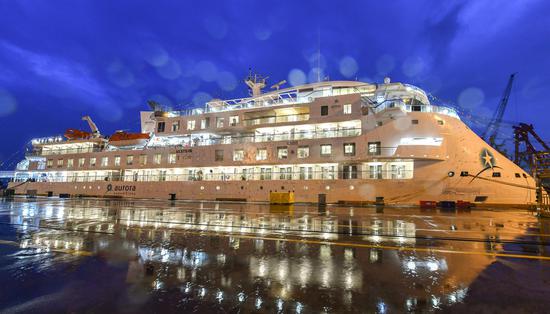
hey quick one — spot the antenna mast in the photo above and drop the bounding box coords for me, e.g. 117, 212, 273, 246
245, 69, 268, 97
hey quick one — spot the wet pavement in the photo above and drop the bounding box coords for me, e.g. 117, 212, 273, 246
1, 197, 550, 313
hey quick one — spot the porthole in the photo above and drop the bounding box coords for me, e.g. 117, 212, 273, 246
325, 185, 330, 190
522, 173, 527, 178
460, 171, 468, 177
448, 171, 455, 177
281, 186, 285, 190
200, 186, 205, 190
515, 173, 521, 178
349, 185, 355, 190
304, 186, 309, 190
216, 186, 221, 190
240, 186, 244, 190
260, 186, 263, 190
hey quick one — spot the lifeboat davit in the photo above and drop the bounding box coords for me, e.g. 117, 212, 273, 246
64, 128, 92, 140
108, 131, 150, 147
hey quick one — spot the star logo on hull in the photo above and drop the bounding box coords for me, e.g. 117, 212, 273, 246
480, 148, 496, 169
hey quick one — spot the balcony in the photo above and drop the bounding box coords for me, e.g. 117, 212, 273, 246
244, 113, 310, 126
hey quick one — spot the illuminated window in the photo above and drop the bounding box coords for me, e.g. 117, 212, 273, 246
321, 105, 329, 116
299, 166, 313, 180
89, 158, 96, 167
215, 150, 224, 161
256, 148, 267, 161
78, 158, 85, 167
216, 117, 224, 128
369, 164, 382, 179
168, 153, 177, 164
101, 157, 108, 167
139, 154, 147, 166
153, 154, 161, 164
200, 118, 210, 129
230, 116, 239, 126
320, 144, 332, 156
46, 159, 53, 168
114, 156, 121, 166
67, 159, 74, 167
126, 155, 134, 165
157, 122, 165, 132
187, 120, 196, 130
57, 159, 64, 167
279, 166, 293, 180
277, 146, 288, 159
233, 149, 244, 161
344, 143, 356, 156
260, 167, 272, 180
343, 104, 352, 114
368, 142, 381, 155
437, 120, 444, 125
297, 146, 309, 158
322, 165, 336, 179
172, 121, 180, 132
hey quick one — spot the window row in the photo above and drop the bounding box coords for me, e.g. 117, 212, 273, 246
157, 116, 241, 133
47, 153, 178, 168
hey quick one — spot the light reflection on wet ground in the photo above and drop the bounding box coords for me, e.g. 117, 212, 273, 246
1, 197, 550, 313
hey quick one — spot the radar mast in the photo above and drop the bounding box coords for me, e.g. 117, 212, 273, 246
245, 69, 268, 97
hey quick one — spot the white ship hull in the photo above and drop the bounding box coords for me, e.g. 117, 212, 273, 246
9, 80, 537, 206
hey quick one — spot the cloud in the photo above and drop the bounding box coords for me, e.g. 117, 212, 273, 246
0, 41, 112, 104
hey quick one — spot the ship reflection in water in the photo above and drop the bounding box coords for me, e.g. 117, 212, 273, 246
1, 198, 550, 313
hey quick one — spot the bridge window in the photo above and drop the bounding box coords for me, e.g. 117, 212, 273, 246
157, 122, 165, 132
320, 144, 332, 156
343, 104, 352, 114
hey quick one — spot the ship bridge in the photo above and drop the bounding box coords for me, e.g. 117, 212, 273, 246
161, 79, 459, 120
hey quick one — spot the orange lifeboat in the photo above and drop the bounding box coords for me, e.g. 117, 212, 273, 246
64, 128, 92, 140
108, 131, 150, 147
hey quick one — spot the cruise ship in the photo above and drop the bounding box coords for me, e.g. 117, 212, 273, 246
8, 74, 536, 205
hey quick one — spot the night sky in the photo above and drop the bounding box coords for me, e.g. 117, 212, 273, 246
0, 0, 549, 169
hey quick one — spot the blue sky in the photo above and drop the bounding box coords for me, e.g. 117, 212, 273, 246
0, 0, 549, 168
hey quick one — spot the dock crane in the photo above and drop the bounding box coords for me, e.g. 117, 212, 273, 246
481, 73, 516, 155
82, 115, 101, 138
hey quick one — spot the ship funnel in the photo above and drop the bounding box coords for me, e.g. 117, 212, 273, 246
384, 77, 391, 84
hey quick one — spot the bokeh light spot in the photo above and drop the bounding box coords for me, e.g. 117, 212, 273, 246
458, 87, 485, 109
339, 56, 358, 78
204, 16, 227, 40
156, 59, 182, 80
376, 54, 395, 75
402, 57, 425, 77
0, 89, 17, 117
254, 28, 272, 41
192, 92, 212, 106
195, 61, 218, 82
217, 71, 237, 91
288, 69, 306, 86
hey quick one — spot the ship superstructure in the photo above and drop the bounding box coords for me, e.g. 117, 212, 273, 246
9, 75, 536, 205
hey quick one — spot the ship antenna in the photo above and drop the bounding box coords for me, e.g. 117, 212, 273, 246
317, 28, 321, 83
244, 69, 268, 97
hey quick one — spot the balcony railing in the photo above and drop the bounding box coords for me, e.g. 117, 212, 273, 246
12, 169, 413, 183
26, 147, 102, 157
244, 113, 310, 126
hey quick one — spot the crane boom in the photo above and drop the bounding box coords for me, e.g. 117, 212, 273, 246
82, 115, 101, 138
482, 73, 516, 142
